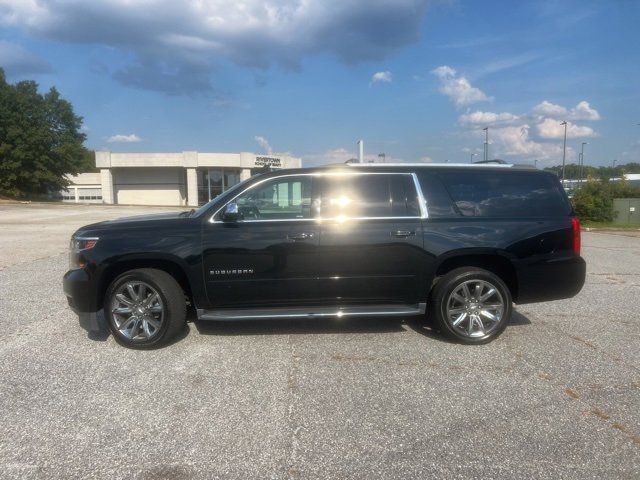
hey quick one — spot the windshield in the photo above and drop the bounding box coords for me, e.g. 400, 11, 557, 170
191, 176, 256, 217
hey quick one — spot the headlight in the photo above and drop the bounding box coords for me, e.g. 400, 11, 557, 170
71, 237, 99, 251
69, 236, 99, 269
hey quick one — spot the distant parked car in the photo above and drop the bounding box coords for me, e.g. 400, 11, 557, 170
64, 162, 585, 348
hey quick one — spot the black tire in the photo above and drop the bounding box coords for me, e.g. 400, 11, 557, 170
105, 268, 186, 349
430, 267, 512, 344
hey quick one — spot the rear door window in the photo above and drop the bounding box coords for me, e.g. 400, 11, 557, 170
320, 174, 420, 219
437, 171, 570, 218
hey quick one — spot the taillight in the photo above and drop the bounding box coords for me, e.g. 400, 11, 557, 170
571, 217, 581, 255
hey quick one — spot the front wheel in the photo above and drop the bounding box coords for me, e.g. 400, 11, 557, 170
431, 267, 512, 344
105, 268, 186, 349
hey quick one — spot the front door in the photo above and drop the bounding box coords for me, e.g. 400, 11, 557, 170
202, 174, 320, 308
315, 172, 427, 304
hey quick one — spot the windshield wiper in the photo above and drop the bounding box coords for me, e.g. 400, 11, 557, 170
179, 209, 195, 217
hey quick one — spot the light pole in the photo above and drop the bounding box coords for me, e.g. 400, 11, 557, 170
560, 121, 568, 184
613, 159, 617, 170
482, 127, 489, 162
579, 142, 588, 187
534, 159, 538, 169
470, 152, 478, 163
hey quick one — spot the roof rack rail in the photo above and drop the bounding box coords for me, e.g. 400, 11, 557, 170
473, 159, 508, 165
344, 162, 514, 168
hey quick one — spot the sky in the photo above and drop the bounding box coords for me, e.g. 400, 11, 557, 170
0, 0, 638, 167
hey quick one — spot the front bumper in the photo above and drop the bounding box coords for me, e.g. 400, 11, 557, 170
63, 268, 99, 312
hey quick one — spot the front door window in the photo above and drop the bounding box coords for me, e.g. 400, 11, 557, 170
232, 176, 313, 221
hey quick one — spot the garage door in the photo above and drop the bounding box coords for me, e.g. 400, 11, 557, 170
113, 168, 186, 206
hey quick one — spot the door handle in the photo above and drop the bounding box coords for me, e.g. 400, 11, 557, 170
288, 232, 314, 241
391, 230, 415, 238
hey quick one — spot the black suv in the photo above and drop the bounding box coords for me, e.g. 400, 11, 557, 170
63, 163, 585, 348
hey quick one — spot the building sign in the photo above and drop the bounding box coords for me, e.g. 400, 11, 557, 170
255, 156, 282, 168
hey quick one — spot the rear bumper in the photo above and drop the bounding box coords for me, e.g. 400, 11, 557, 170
515, 255, 586, 304
63, 268, 99, 313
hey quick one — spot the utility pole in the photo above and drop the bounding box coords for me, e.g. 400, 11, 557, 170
560, 121, 568, 184
578, 152, 582, 184
470, 152, 478, 163
580, 142, 588, 188
482, 127, 489, 162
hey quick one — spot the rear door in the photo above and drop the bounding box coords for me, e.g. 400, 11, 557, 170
315, 172, 428, 305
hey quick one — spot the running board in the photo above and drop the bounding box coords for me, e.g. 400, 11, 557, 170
197, 303, 426, 321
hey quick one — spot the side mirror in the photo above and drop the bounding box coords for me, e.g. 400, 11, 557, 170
221, 202, 241, 222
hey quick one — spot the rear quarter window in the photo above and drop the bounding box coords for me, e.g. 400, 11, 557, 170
436, 171, 571, 218
415, 172, 458, 218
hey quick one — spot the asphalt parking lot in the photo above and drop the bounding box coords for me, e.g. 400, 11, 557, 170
0, 203, 638, 479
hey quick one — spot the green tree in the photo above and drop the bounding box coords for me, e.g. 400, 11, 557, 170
609, 178, 640, 199
544, 162, 640, 180
572, 180, 614, 222
544, 163, 598, 179
78, 149, 98, 173
0, 68, 89, 198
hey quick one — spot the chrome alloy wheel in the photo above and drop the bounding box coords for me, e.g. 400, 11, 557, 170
110, 281, 164, 340
445, 279, 504, 338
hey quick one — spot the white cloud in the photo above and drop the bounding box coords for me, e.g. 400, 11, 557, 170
536, 118, 597, 139
458, 111, 521, 127
532, 101, 568, 118
489, 125, 570, 162
570, 101, 600, 121
451, 99, 601, 164
107, 134, 141, 143
254, 135, 273, 155
0, 0, 430, 95
532, 100, 600, 121
370, 71, 392, 85
431, 65, 491, 108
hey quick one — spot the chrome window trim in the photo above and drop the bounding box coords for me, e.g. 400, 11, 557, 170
411, 172, 429, 219
209, 171, 430, 224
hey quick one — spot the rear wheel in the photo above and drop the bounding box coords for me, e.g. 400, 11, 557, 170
105, 268, 186, 349
431, 267, 511, 344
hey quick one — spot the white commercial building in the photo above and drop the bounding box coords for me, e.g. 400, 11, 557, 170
61, 172, 103, 203
62, 151, 301, 206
